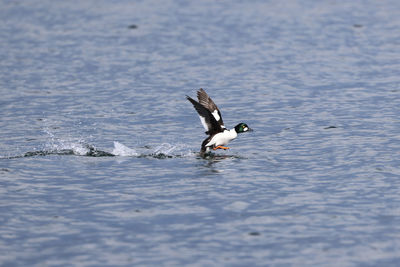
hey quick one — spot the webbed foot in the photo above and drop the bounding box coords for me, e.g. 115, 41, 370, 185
213, 146, 230, 150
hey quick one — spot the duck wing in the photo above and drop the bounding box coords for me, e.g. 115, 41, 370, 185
196, 88, 225, 129
186, 95, 223, 135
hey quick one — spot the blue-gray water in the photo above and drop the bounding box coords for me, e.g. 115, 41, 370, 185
1, 0, 400, 266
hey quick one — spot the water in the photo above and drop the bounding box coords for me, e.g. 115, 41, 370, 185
1, 0, 400, 266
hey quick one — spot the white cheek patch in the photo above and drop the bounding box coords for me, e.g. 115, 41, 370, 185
212, 110, 220, 122
243, 127, 248, 132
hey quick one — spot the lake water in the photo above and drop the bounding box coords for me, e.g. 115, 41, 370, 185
1, 0, 400, 266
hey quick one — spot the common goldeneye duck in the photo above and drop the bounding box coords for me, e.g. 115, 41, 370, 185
186, 88, 253, 155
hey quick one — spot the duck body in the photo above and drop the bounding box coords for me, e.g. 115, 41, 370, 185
203, 129, 237, 152
186, 88, 252, 155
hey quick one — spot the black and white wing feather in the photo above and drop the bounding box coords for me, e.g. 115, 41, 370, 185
196, 88, 225, 129
186, 94, 223, 135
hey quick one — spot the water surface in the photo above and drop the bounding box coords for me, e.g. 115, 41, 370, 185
1, 0, 400, 266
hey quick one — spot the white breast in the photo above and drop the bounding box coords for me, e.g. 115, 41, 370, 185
205, 129, 237, 147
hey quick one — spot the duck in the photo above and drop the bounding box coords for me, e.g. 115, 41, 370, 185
186, 88, 252, 155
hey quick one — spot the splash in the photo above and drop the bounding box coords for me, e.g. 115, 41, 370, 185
151, 143, 194, 158
1, 123, 196, 159
8, 141, 195, 159
41, 127, 113, 157
21, 143, 114, 158
113, 142, 194, 158
112, 141, 139, 156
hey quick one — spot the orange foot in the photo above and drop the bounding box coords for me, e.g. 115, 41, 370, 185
213, 146, 230, 150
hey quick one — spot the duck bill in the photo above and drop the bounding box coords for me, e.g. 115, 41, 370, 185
247, 127, 254, 132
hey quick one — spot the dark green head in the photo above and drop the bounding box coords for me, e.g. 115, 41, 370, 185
234, 123, 253, 133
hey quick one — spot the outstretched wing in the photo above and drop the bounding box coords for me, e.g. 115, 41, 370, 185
186, 96, 223, 135
196, 88, 225, 129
